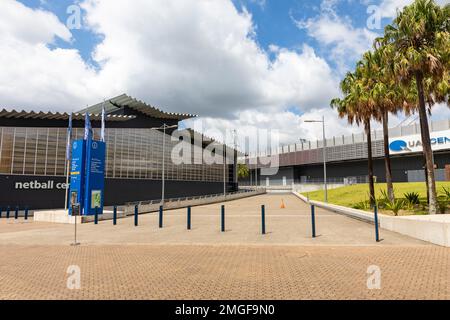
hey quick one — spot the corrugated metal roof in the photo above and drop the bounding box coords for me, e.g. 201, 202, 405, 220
0, 109, 136, 122
80, 94, 197, 120
179, 128, 243, 155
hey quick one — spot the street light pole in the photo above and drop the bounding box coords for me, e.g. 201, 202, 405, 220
223, 143, 226, 197
151, 124, 178, 206
162, 125, 166, 205
322, 116, 328, 203
304, 117, 328, 203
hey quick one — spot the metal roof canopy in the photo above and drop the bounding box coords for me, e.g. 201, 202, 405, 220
179, 128, 243, 156
0, 109, 136, 122
80, 94, 197, 121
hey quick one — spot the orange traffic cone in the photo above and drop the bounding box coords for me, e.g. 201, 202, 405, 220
280, 199, 286, 209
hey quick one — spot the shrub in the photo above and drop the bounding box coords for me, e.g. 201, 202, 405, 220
352, 200, 370, 210
441, 187, 450, 200
437, 199, 448, 214
403, 192, 420, 206
384, 199, 405, 216
377, 189, 389, 209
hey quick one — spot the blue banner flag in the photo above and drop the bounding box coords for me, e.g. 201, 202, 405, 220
84, 112, 92, 141
66, 113, 72, 160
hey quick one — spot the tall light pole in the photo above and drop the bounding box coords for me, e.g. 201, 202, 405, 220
233, 130, 238, 188
223, 143, 227, 197
304, 116, 328, 203
152, 124, 178, 206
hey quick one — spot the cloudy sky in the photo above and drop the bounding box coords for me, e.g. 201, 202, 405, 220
1, 0, 449, 147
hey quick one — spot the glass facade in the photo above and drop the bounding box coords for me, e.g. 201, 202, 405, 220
0, 127, 229, 182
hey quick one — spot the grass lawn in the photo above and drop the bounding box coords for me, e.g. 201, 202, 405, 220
302, 182, 450, 215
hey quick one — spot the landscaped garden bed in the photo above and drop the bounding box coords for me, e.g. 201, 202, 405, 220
303, 182, 450, 216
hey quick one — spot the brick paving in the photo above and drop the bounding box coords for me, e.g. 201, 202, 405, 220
0, 194, 448, 300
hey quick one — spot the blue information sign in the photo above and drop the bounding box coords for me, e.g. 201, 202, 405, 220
69, 139, 86, 216
83, 140, 106, 215
68, 139, 106, 216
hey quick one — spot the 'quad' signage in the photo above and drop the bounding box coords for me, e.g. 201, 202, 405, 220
389, 130, 450, 154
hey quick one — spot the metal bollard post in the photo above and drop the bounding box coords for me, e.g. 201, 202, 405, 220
134, 205, 139, 227
159, 205, 164, 228
94, 207, 99, 225
0, 207, 3, 219
6, 206, 10, 219
25, 207, 29, 220
113, 206, 117, 226
374, 206, 380, 242
15, 207, 19, 220
311, 205, 316, 238
187, 206, 191, 230
221, 205, 225, 232
261, 205, 266, 235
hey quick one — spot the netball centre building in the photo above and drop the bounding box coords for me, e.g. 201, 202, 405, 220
0, 94, 238, 209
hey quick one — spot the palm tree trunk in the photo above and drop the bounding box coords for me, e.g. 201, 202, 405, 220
415, 71, 438, 214
382, 110, 395, 202
366, 120, 376, 207
418, 118, 430, 204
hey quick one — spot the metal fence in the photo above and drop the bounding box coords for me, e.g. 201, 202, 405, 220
300, 176, 370, 185
125, 188, 266, 215
407, 169, 446, 182
253, 119, 450, 157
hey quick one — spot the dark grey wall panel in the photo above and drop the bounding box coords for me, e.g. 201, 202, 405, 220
0, 175, 237, 210
293, 152, 450, 183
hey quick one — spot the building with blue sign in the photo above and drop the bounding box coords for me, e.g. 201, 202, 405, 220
0, 94, 238, 209
243, 120, 450, 186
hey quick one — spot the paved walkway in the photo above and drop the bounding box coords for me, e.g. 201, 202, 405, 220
0, 194, 448, 300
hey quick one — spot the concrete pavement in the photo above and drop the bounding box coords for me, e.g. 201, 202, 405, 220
0, 194, 448, 300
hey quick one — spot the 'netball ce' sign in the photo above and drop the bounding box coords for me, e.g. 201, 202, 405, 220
389, 130, 450, 154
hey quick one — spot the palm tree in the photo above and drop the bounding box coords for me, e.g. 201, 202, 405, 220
381, 0, 449, 214
331, 69, 377, 207
367, 46, 420, 202
362, 49, 397, 202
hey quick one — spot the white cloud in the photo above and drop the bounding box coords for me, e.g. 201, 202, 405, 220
293, 0, 378, 72
1, 0, 445, 148
185, 107, 363, 152
0, 0, 342, 146
374, 0, 448, 19
81, 0, 339, 118
0, 0, 71, 44
375, 0, 412, 18
0, 0, 102, 111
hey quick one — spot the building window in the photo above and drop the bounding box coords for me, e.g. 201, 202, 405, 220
0, 126, 229, 182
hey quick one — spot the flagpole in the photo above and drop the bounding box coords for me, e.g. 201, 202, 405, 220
64, 113, 73, 211
64, 160, 70, 210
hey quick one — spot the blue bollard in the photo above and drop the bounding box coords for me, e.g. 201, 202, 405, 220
261, 205, 266, 235
221, 205, 225, 232
159, 205, 164, 228
374, 206, 380, 242
113, 206, 117, 225
94, 207, 99, 225
24, 207, 29, 220
15, 207, 19, 220
187, 206, 191, 230
311, 205, 316, 238
0, 207, 3, 219
6, 206, 10, 219
134, 205, 139, 227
